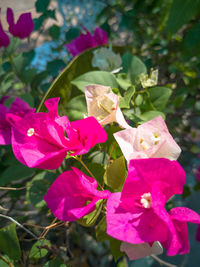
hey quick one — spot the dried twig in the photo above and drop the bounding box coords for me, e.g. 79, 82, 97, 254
0, 214, 38, 239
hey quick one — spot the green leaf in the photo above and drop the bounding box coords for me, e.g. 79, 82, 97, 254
43, 258, 65, 267
0, 223, 21, 260
148, 86, 172, 111
71, 71, 118, 93
20, 93, 35, 108
35, 0, 50, 13
116, 73, 132, 90
26, 171, 56, 210
65, 27, 80, 42
129, 55, 147, 84
119, 86, 135, 108
140, 110, 165, 121
37, 48, 96, 113
49, 25, 60, 40
5, 37, 20, 56
96, 216, 108, 242
46, 59, 66, 77
0, 163, 35, 186
77, 200, 103, 227
109, 238, 124, 261
80, 162, 105, 185
29, 239, 51, 260
65, 95, 87, 121
135, 94, 144, 106
183, 22, 200, 56
165, 0, 200, 34
96, 216, 124, 261
104, 156, 127, 190
0, 259, 10, 267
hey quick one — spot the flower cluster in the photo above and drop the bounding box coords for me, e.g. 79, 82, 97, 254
1, 84, 200, 261
0, 8, 34, 48
65, 27, 108, 56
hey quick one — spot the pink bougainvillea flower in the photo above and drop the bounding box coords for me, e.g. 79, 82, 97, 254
44, 167, 111, 221
65, 27, 107, 56
0, 97, 33, 145
7, 8, 34, 39
10, 98, 107, 169
114, 115, 181, 161
106, 158, 200, 256
85, 84, 130, 128
120, 241, 163, 260
0, 9, 10, 48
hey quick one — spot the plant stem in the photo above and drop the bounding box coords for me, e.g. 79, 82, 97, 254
151, 255, 177, 267
0, 186, 26, 191
73, 156, 104, 190
0, 214, 38, 239
0, 255, 14, 267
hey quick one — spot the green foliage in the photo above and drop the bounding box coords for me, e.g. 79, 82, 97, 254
37, 49, 96, 112
65, 27, 80, 42
116, 73, 132, 90
0, 223, 21, 260
49, 25, 61, 40
140, 110, 165, 121
78, 200, 103, 227
71, 71, 119, 92
122, 53, 147, 84
35, 0, 50, 13
29, 239, 51, 260
148, 86, 172, 111
43, 258, 65, 267
26, 171, 56, 210
104, 156, 127, 190
119, 86, 135, 108
0, 163, 35, 186
65, 95, 87, 120
96, 216, 124, 261
165, 0, 200, 34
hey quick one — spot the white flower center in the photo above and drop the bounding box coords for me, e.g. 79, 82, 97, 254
152, 133, 161, 145
140, 192, 152, 208
27, 128, 35, 137
139, 138, 149, 150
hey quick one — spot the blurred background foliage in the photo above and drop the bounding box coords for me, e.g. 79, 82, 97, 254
0, 0, 200, 266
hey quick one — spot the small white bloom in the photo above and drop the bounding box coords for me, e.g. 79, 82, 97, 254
92, 46, 122, 73
140, 69, 158, 88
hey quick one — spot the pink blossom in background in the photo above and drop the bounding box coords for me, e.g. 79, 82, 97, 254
44, 167, 111, 221
120, 241, 163, 260
114, 115, 181, 162
106, 158, 200, 256
65, 27, 108, 56
7, 8, 34, 39
0, 97, 33, 145
10, 98, 107, 169
85, 84, 130, 128
0, 10, 10, 47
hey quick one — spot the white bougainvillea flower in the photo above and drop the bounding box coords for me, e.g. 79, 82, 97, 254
114, 115, 181, 161
91, 46, 122, 73
139, 69, 158, 88
85, 84, 130, 128
120, 241, 163, 260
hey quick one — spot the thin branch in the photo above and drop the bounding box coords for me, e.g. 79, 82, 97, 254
39, 218, 58, 239
0, 214, 38, 239
151, 255, 177, 267
103, 142, 116, 188
0, 186, 26, 191
0, 255, 14, 267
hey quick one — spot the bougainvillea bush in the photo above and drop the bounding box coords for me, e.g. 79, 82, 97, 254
1, 0, 200, 267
